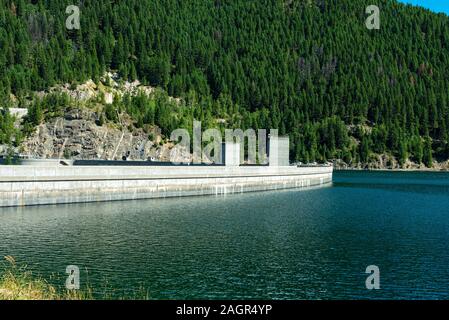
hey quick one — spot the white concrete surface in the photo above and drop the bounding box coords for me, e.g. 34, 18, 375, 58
0, 165, 333, 207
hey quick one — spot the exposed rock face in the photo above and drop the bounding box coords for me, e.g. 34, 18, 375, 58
333, 155, 449, 171
21, 108, 178, 162
16, 75, 189, 163
36, 74, 162, 105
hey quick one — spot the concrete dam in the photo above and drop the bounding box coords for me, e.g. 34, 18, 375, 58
0, 165, 332, 207
0, 138, 333, 208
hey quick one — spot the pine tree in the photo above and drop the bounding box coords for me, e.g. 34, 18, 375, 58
423, 137, 433, 168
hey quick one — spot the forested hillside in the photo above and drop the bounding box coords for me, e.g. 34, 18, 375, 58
1, 0, 449, 167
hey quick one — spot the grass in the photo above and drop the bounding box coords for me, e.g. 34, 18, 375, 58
0, 256, 95, 300
0, 256, 151, 300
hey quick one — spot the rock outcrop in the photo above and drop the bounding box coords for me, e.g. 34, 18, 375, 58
21, 108, 177, 162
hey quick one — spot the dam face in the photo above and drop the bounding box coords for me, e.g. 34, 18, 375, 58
0, 165, 333, 207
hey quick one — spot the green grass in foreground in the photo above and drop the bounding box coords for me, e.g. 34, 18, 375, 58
0, 256, 150, 300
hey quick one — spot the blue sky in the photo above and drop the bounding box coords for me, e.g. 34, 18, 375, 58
398, 0, 449, 15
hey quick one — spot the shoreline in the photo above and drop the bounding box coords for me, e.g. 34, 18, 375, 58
334, 167, 449, 172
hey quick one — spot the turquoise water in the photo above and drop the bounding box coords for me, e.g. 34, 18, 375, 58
0, 171, 448, 299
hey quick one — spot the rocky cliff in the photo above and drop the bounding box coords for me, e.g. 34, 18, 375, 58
21, 107, 178, 161
16, 74, 189, 162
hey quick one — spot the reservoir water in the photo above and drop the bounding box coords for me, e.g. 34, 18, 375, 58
0, 171, 448, 299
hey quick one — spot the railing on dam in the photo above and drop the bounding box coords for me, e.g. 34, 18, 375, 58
0, 165, 333, 182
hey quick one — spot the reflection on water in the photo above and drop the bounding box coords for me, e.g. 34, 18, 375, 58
1, 171, 449, 299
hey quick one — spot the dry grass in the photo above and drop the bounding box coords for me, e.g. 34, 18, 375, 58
0, 256, 151, 300
0, 256, 93, 300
